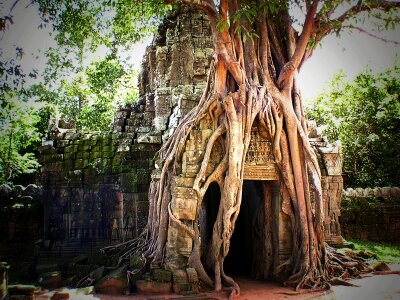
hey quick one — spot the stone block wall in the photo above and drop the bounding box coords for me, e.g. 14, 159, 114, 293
310, 137, 344, 244
321, 176, 343, 244
40, 128, 157, 247
340, 187, 400, 243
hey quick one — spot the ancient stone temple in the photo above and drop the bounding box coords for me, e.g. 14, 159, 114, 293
39, 7, 343, 271
160, 118, 285, 275
154, 107, 344, 278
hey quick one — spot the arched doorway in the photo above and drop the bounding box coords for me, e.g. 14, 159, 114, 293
198, 180, 281, 280
224, 180, 265, 277
199, 182, 221, 259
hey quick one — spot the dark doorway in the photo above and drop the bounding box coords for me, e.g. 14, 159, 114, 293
200, 183, 221, 257
224, 181, 265, 277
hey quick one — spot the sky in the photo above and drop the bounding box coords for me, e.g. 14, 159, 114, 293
298, 28, 400, 101
2, 0, 400, 103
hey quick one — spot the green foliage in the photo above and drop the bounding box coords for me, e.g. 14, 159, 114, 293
37, 0, 170, 49
111, 0, 171, 46
86, 57, 125, 94
34, 49, 138, 132
216, 17, 230, 32
230, 0, 284, 44
0, 91, 44, 184
0, 45, 52, 185
34, 1, 146, 132
307, 66, 400, 187
232, 0, 285, 24
51, 56, 138, 132
347, 239, 400, 263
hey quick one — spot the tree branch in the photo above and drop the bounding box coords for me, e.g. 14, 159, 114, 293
314, 0, 400, 47
344, 25, 400, 45
267, 22, 286, 70
168, 202, 196, 239
257, 15, 279, 92
219, 0, 228, 21
194, 122, 226, 188
277, 0, 318, 89
336, 0, 400, 24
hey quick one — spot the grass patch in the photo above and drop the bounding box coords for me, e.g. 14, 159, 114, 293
346, 239, 400, 263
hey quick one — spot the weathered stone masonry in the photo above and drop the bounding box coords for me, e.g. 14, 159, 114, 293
159, 119, 345, 274
40, 9, 344, 258
40, 129, 156, 248
341, 187, 400, 243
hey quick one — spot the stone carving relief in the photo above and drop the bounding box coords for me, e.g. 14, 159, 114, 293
244, 128, 279, 181
245, 129, 274, 165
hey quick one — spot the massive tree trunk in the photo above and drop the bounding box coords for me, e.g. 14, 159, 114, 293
107, 0, 379, 296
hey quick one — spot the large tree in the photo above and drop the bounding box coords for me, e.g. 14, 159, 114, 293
138, 0, 400, 294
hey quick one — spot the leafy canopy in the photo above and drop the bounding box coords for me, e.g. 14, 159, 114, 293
34, 1, 172, 130
307, 66, 400, 188
0, 91, 47, 184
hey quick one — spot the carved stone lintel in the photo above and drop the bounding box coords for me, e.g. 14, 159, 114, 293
245, 129, 274, 165
243, 164, 279, 181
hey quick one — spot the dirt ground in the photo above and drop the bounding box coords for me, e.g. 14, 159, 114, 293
37, 264, 400, 300
94, 270, 400, 300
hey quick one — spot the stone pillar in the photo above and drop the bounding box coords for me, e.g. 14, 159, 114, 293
319, 141, 344, 245
116, 191, 124, 242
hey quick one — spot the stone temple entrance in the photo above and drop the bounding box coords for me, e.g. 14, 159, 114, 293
225, 180, 264, 277
179, 124, 286, 281
160, 115, 342, 287
223, 180, 282, 280
200, 179, 283, 280
164, 122, 290, 279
